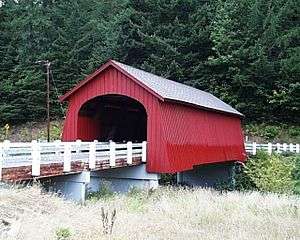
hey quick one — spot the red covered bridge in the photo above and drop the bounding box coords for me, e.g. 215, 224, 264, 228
60, 60, 246, 174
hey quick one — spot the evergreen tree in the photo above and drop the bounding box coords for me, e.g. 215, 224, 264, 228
119, 0, 213, 82
0, 0, 298, 124
207, 0, 299, 122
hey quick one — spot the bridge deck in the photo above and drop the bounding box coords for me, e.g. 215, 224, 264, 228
1, 157, 143, 182
0, 140, 146, 182
1, 141, 298, 182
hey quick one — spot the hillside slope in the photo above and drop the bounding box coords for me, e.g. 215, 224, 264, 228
0, 120, 63, 142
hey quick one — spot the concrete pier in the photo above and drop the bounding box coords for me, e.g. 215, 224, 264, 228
47, 171, 91, 203
177, 162, 235, 188
47, 164, 160, 202
90, 164, 160, 193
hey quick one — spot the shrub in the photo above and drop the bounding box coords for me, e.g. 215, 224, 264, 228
55, 227, 71, 240
0, 124, 11, 141
87, 181, 115, 200
127, 186, 144, 196
236, 152, 296, 194
235, 164, 257, 192
288, 127, 300, 137
291, 155, 300, 194
126, 188, 148, 213
244, 123, 300, 142
262, 125, 280, 140
159, 174, 177, 185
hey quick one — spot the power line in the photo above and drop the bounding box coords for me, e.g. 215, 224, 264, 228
50, 69, 65, 116
35, 60, 51, 142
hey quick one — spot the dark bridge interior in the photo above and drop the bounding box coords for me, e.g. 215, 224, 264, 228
78, 95, 147, 142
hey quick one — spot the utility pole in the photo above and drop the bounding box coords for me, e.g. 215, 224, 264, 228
46, 60, 51, 142
36, 60, 51, 142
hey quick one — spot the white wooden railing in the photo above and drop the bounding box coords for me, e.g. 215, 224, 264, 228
0, 140, 298, 180
245, 142, 300, 155
0, 140, 147, 179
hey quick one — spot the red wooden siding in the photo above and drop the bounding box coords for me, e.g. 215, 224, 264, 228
62, 65, 246, 173
147, 102, 246, 173
77, 115, 100, 141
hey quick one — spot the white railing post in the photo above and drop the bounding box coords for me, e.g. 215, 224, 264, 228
1, 140, 10, 180
267, 143, 272, 155
63, 143, 71, 172
76, 139, 81, 153
127, 141, 132, 164
2, 140, 10, 173
109, 141, 116, 167
276, 143, 281, 153
0, 142, 3, 181
31, 140, 41, 176
89, 140, 97, 169
54, 140, 61, 156
252, 142, 257, 155
296, 144, 300, 154
142, 141, 147, 162
3, 140, 10, 154
289, 143, 294, 153
282, 143, 287, 152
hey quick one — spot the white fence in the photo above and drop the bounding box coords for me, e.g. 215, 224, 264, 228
245, 142, 300, 155
0, 140, 147, 179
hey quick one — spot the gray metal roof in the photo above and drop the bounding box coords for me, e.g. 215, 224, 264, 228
112, 60, 243, 117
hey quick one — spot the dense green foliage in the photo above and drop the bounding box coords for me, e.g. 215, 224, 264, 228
244, 123, 300, 142
0, 0, 299, 124
292, 155, 300, 194
235, 152, 300, 194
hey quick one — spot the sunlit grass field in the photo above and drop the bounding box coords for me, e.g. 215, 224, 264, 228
0, 185, 299, 240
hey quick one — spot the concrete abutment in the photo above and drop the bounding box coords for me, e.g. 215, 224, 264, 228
45, 164, 160, 202
176, 161, 236, 188
42, 162, 236, 202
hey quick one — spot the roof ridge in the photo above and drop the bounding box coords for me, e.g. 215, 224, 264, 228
112, 60, 206, 93
112, 60, 242, 117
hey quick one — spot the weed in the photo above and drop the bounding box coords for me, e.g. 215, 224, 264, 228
101, 207, 117, 235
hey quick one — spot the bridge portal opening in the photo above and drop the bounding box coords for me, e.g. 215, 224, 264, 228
77, 95, 147, 142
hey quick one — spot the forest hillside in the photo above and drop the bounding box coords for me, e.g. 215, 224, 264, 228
0, 0, 299, 126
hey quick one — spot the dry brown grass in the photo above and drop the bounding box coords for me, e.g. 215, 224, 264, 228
0, 185, 299, 240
